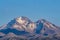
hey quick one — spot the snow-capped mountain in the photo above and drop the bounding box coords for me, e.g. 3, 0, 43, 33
0, 16, 60, 40
36, 19, 60, 37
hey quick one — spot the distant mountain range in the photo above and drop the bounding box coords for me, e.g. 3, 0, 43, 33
0, 16, 60, 40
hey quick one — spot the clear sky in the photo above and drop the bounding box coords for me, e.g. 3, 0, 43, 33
0, 0, 60, 26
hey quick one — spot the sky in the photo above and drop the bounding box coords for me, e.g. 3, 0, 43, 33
0, 0, 60, 26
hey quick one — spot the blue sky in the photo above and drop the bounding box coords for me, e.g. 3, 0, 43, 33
0, 0, 60, 26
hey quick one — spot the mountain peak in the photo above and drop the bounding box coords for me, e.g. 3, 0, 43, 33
15, 16, 28, 20
7, 16, 32, 26
15, 17, 25, 24
40, 19, 47, 23
15, 16, 31, 24
36, 19, 47, 24
14, 16, 33, 25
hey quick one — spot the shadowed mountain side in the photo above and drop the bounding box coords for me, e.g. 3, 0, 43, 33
0, 28, 29, 35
